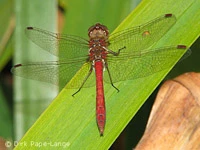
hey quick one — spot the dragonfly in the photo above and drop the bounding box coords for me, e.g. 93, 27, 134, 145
12, 14, 187, 136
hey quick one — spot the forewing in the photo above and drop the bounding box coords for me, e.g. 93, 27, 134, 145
108, 14, 176, 53
25, 27, 89, 59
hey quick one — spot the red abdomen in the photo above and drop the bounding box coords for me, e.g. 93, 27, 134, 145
95, 61, 105, 135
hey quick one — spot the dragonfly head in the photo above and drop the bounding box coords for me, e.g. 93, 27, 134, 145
88, 23, 109, 39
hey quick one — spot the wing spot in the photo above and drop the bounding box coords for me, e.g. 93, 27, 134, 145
142, 31, 151, 37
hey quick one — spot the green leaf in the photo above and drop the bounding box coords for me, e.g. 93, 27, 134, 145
14, 0, 200, 149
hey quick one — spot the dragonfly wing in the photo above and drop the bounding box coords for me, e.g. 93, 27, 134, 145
108, 14, 176, 53
25, 27, 89, 59
12, 59, 96, 89
104, 45, 187, 83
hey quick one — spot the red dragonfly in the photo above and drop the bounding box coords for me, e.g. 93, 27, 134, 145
12, 14, 187, 136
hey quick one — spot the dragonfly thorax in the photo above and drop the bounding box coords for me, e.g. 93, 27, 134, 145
89, 46, 108, 61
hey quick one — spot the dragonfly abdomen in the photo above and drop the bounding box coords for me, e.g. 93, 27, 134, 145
95, 61, 106, 136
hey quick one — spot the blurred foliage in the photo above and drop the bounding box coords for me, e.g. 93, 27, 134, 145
0, 0, 14, 142
0, 0, 14, 71
13, 0, 57, 142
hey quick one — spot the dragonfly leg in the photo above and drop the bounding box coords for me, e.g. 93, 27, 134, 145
72, 65, 93, 97
103, 46, 126, 56
116, 46, 126, 55
105, 62, 120, 92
